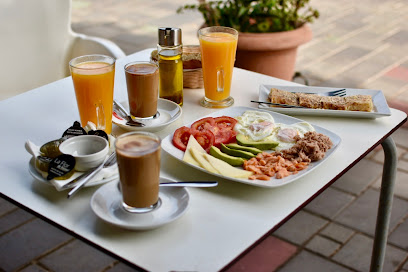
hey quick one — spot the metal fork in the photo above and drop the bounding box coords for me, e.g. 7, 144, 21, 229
67, 152, 117, 198
296, 88, 346, 97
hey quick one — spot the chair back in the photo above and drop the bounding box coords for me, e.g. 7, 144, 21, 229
0, 0, 76, 99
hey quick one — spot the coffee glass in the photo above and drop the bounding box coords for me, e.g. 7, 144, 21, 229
69, 55, 115, 134
124, 61, 159, 119
198, 26, 238, 108
115, 131, 161, 213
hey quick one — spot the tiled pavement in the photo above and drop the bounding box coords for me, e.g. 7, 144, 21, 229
1, 0, 408, 271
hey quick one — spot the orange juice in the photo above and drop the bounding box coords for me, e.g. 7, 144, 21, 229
70, 59, 115, 134
199, 30, 238, 105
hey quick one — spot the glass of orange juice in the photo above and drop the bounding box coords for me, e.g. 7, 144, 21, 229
69, 55, 115, 134
198, 26, 238, 108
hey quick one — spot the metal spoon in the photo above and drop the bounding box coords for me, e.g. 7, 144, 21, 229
117, 181, 218, 192
113, 99, 145, 127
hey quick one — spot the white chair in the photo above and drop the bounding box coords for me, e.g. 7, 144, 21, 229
0, 0, 126, 100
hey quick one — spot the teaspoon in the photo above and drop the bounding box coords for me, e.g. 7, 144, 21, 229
113, 99, 145, 127
117, 181, 218, 192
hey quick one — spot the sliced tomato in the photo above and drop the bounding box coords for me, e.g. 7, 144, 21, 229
214, 128, 237, 147
214, 116, 237, 130
172, 126, 192, 152
191, 117, 215, 132
192, 130, 215, 153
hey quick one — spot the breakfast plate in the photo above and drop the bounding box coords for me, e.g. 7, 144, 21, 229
91, 178, 190, 230
161, 106, 341, 188
112, 98, 182, 132
257, 84, 391, 119
28, 158, 118, 189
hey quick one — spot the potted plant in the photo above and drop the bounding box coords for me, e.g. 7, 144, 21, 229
178, 0, 319, 81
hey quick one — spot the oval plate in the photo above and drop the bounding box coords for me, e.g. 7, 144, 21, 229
112, 98, 182, 132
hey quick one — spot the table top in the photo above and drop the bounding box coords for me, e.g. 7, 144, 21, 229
1, 49, 406, 271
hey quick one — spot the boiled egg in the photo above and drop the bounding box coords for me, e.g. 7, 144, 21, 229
268, 122, 315, 151
234, 111, 276, 141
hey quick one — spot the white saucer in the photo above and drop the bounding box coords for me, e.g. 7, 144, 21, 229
112, 98, 182, 132
91, 178, 190, 230
28, 158, 118, 188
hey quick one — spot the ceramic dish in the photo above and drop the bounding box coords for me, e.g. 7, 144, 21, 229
112, 98, 182, 132
257, 84, 391, 119
28, 158, 118, 189
59, 135, 109, 171
161, 106, 341, 188
91, 178, 190, 230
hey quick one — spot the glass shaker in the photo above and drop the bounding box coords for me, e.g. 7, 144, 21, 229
157, 27, 183, 106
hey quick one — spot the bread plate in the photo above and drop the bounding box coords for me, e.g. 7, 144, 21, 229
161, 106, 341, 188
258, 85, 391, 119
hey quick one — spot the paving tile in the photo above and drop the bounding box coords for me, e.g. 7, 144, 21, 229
385, 66, 408, 82
305, 235, 341, 257
333, 233, 407, 272
225, 236, 298, 272
0, 219, 72, 271
341, 30, 384, 50
273, 211, 328, 245
0, 208, 35, 235
39, 239, 116, 272
384, 29, 408, 45
335, 188, 408, 236
278, 250, 352, 272
0, 198, 17, 217
304, 187, 355, 219
371, 171, 408, 200
320, 222, 355, 244
19, 264, 48, 272
392, 128, 408, 149
364, 76, 408, 99
371, 146, 406, 164
388, 217, 408, 250
332, 159, 382, 195
325, 46, 371, 67
107, 262, 143, 272
397, 158, 408, 173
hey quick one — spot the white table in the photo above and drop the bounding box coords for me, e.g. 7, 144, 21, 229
1, 49, 406, 272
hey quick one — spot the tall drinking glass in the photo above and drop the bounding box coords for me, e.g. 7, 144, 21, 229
115, 131, 161, 213
198, 26, 238, 108
69, 55, 115, 134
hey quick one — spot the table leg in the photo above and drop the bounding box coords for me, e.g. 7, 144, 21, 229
370, 137, 397, 272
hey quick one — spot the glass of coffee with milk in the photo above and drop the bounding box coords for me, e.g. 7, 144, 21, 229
115, 131, 161, 213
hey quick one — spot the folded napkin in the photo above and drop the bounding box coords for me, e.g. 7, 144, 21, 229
25, 138, 118, 191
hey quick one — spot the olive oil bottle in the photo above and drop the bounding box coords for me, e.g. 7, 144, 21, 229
157, 27, 183, 106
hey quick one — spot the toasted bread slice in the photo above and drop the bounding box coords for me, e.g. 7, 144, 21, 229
321, 96, 347, 110
345, 95, 373, 112
269, 88, 298, 106
298, 93, 322, 109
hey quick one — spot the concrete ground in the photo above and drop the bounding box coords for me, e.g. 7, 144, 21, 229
1, 0, 407, 271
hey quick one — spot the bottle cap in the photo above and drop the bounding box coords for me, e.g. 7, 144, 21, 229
158, 27, 182, 47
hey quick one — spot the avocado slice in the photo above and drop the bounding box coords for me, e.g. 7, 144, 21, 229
225, 143, 262, 155
220, 144, 255, 159
236, 134, 279, 150
209, 146, 245, 166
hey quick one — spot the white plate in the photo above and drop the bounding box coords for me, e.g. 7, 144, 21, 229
28, 158, 118, 188
161, 106, 341, 188
258, 84, 391, 119
112, 98, 182, 132
91, 178, 189, 230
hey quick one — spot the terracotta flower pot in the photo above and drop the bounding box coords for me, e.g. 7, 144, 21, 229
235, 24, 312, 81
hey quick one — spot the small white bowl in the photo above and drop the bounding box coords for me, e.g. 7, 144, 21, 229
59, 135, 109, 171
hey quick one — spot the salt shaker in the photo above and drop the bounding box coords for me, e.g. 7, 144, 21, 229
157, 27, 183, 106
